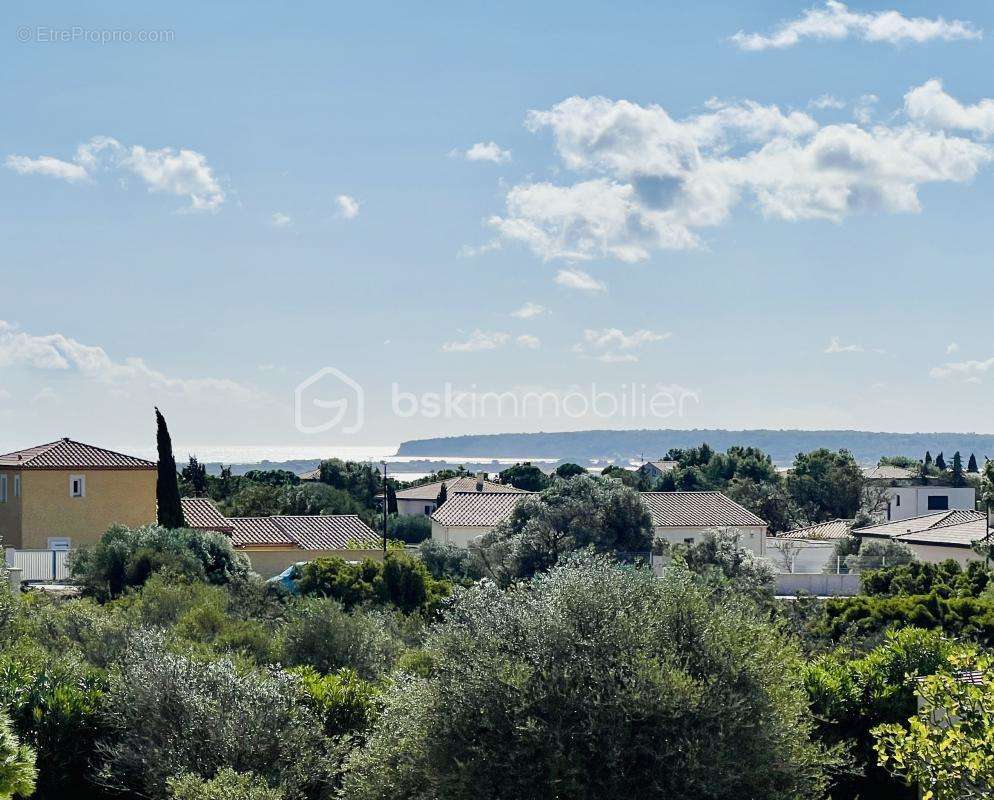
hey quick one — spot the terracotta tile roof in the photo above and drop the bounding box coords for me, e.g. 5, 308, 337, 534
862, 465, 917, 481
854, 510, 990, 548
640, 460, 679, 473
431, 491, 535, 527
181, 498, 379, 550
180, 498, 234, 533
395, 476, 527, 501
640, 491, 766, 528
0, 438, 155, 470
778, 519, 854, 541
298, 468, 321, 481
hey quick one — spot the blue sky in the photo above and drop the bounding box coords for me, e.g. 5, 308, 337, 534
3, 0, 994, 457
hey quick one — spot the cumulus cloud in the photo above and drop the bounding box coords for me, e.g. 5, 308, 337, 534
484, 92, 992, 262
930, 356, 994, 381
516, 334, 541, 349
441, 330, 511, 353
574, 327, 671, 363
824, 336, 885, 354
4, 135, 225, 211
730, 2, 981, 51
453, 141, 512, 163
336, 194, 360, 219
946, 342, 960, 354
0, 319, 259, 404
905, 79, 994, 137
809, 94, 846, 110
853, 93, 879, 124
271, 212, 293, 228
555, 268, 606, 293
511, 302, 548, 319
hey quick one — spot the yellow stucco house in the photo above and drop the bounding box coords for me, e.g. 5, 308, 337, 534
0, 437, 157, 550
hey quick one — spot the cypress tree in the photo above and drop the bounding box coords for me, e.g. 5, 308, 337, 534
436, 482, 448, 509
924, 451, 933, 470
155, 407, 186, 528
951, 451, 966, 487
968, 453, 979, 473
935, 452, 946, 471
386, 483, 398, 514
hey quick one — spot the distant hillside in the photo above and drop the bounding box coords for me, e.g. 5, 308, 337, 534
397, 429, 994, 466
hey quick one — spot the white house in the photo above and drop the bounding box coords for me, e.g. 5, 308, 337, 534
641, 491, 768, 555
884, 485, 975, 522
637, 460, 679, 480
430, 491, 535, 547
767, 519, 853, 573
390, 476, 528, 517
854, 510, 991, 566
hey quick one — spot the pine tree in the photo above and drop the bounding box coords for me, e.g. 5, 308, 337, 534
935, 452, 946, 471
436, 482, 448, 509
968, 453, 979, 473
951, 451, 966, 487
181, 455, 208, 497
155, 407, 186, 529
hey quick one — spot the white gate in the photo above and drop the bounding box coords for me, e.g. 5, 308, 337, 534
4, 549, 71, 582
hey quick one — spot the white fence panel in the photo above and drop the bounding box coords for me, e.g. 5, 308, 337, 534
5, 549, 71, 582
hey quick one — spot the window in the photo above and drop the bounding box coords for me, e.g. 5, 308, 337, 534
0, 475, 6, 503
47, 538, 71, 551
69, 474, 86, 498
13, 475, 19, 498
424, 505, 433, 515
927, 495, 949, 511
895, 495, 900, 507
683, 537, 695, 545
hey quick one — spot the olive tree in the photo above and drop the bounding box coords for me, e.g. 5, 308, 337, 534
342, 554, 835, 800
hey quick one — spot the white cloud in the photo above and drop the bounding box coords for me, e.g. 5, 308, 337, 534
336, 194, 360, 219
33, 387, 59, 403
0, 319, 259, 404
4, 135, 225, 212
486, 92, 992, 262
453, 141, 512, 163
516, 334, 541, 349
824, 336, 885, 354
4, 155, 89, 182
554, 268, 606, 293
441, 330, 511, 353
946, 342, 960, 354
511, 302, 548, 319
271, 212, 292, 228
905, 79, 994, 137
730, 2, 981, 51
809, 94, 846, 110
457, 240, 502, 258
0, 389, 11, 401
853, 93, 879, 124
575, 327, 671, 363
930, 356, 994, 381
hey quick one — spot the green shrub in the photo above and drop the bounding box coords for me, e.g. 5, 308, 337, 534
293, 667, 382, 738
862, 559, 992, 598
0, 712, 36, 800
71, 525, 251, 600
297, 554, 450, 615
96, 630, 333, 800
168, 768, 284, 800
277, 599, 400, 680
385, 515, 431, 545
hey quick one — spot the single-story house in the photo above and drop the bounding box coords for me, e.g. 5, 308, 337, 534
767, 519, 854, 573
431, 491, 535, 548
637, 459, 679, 480
884, 485, 976, 522
641, 491, 768, 555
389, 476, 528, 517
181, 497, 382, 577
0, 438, 156, 551
853, 510, 991, 566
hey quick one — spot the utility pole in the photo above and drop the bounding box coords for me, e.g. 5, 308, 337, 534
381, 460, 388, 554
